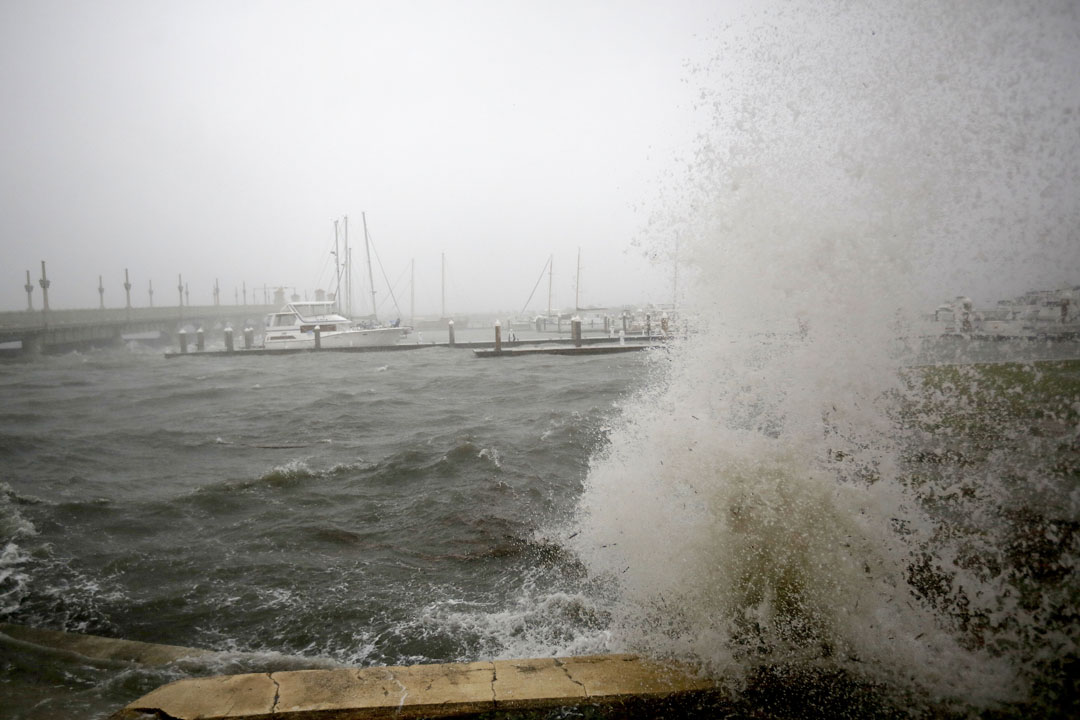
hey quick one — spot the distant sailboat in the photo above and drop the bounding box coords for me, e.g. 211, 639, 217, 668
415, 253, 469, 329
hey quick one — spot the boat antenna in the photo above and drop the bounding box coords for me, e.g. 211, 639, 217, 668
362, 211, 377, 322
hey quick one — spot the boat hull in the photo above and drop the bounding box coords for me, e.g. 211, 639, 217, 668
263, 327, 405, 349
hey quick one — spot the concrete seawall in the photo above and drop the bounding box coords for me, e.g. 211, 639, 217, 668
3, 623, 720, 718
109, 654, 720, 719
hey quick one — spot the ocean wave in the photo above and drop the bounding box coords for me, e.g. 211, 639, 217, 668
0, 541, 32, 615
409, 589, 616, 662
0, 483, 38, 540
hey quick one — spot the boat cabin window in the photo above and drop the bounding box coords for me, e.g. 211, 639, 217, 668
273, 313, 299, 327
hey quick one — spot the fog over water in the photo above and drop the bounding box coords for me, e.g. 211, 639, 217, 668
3, 1, 1075, 316
0, 0, 732, 314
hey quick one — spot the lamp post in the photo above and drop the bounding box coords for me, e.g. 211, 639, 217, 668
39, 261, 51, 326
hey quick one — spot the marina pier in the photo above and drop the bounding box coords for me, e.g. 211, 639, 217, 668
0, 304, 275, 355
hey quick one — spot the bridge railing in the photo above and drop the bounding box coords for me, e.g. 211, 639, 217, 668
0, 305, 277, 331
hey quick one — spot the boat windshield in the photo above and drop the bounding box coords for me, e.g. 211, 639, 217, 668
272, 313, 300, 327
289, 303, 338, 319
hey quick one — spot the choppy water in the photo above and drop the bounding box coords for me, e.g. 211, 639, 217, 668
0, 339, 652, 717
2, 336, 1078, 718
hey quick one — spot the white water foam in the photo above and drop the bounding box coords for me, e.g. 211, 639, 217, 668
567, 0, 1079, 708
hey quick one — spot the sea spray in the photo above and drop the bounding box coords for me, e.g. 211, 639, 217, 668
570, 0, 1079, 709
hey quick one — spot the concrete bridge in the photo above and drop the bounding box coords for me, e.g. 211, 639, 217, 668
0, 305, 276, 355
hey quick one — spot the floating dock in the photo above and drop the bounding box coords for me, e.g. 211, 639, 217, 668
163, 344, 430, 358
473, 343, 658, 357
164, 335, 669, 359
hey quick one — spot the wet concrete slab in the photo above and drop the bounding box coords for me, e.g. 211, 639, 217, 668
110, 654, 717, 719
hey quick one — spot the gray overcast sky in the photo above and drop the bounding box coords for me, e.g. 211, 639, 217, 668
1, 0, 733, 315
3, 1, 1077, 318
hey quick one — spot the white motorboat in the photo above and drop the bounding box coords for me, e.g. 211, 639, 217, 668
262, 301, 406, 349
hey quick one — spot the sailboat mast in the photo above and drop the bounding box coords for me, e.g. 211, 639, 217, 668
547, 254, 553, 318
362, 212, 377, 322
441, 252, 446, 318
575, 247, 581, 313
333, 219, 341, 310
343, 215, 350, 317
410, 258, 415, 328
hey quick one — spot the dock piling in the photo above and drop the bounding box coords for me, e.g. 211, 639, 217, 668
494, 320, 502, 353
243, 327, 254, 350
224, 327, 234, 353
448, 319, 455, 347
313, 325, 321, 350
179, 329, 188, 354
196, 327, 205, 352
572, 317, 582, 347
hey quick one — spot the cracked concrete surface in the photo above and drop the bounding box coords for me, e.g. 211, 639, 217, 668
268, 673, 280, 714
110, 654, 716, 719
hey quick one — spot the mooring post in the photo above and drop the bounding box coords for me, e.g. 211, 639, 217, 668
39, 261, 51, 326
314, 325, 322, 350
448, 319, 456, 347
494, 320, 502, 353
572, 317, 582, 347
196, 327, 204, 351
224, 327, 234, 353
179, 329, 188, 354
243, 327, 254, 349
